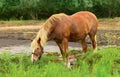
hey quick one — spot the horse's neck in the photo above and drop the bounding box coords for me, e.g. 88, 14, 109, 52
47, 27, 55, 41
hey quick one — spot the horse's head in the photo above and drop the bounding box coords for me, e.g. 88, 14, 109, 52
31, 38, 44, 64
31, 21, 50, 63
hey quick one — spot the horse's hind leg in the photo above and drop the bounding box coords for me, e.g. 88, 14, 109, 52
89, 33, 97, 51
80, 39, 87, 53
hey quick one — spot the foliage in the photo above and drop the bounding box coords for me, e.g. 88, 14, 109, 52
0, 0, 120, 20
92, 0, 120, 18
0, 46, 120, 77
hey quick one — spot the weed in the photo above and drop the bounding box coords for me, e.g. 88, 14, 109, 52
0, 46, 120, 77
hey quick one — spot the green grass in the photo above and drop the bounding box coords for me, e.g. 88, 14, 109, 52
0, 46, 120, 77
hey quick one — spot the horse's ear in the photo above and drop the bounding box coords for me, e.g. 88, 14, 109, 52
29, 38, 33, 42
37, 38, 41, 44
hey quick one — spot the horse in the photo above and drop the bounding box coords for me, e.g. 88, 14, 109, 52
31, 11, 98, 68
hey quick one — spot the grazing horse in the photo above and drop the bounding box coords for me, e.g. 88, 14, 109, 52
31, 11, 98, 68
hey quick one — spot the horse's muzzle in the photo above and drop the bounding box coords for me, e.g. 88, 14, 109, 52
31, 55, 41, 64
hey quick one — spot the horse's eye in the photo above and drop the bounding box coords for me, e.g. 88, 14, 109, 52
36, 48, 39, 50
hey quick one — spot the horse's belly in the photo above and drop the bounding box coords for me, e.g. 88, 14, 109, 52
69, 33, 85, 42
69, 38, 80, 42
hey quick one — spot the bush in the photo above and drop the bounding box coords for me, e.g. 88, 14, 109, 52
0, 0, 120, 20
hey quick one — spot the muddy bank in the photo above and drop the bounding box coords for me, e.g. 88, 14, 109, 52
0, 29, 119, 54
0, 29, 119, 46
97, 30, 120, 46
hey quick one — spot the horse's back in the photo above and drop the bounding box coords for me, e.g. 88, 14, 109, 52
77, 11, 98, 27
70, 11, 98, 27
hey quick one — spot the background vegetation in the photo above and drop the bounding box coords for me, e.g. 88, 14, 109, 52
0, 0, 120, 20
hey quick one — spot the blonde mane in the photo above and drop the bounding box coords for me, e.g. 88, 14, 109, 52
31, 25, 48, 50
31, 13, 66, 50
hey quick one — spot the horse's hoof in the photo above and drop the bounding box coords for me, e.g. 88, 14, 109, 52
82, 53, 85, 55
93, 48, 98, 53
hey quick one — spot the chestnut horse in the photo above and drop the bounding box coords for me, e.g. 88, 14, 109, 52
31, 11, 98, 68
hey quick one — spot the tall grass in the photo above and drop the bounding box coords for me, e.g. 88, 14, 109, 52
0, 46, 120, 77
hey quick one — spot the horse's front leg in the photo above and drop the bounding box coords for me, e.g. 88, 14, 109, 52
62, 38, 70, 68
55, 41, 64, 60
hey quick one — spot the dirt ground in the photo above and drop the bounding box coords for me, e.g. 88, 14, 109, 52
0, 18, 120, 54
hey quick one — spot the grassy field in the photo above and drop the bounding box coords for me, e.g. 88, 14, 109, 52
0, 46, 120, 77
